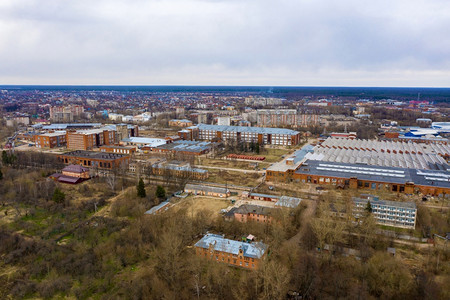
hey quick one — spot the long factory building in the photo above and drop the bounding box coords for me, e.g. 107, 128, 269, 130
266, 138, 450, 196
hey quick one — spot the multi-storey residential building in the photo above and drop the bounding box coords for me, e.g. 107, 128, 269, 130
35, 131, 67, 148
100, 145, 136, 155
353, 195, 417, 229
194, 233, 268, 269
50, 105, 84, 122
256, 109, 297, 127
66, 129, 117, 150
185, 124, 301, 146
298, 114, 320, 127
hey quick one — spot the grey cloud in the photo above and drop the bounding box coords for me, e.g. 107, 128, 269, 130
0, 0, 449, 86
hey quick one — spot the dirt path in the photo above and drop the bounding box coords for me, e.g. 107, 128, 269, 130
288, 199, 317, 245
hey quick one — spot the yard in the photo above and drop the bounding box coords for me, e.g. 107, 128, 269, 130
174, 196, 232, 219
205, 168, 263, 187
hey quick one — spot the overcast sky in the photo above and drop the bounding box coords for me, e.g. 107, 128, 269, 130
1, 0, 449, 86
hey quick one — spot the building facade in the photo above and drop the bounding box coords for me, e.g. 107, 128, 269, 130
35, 131, 67, 148
187, 124, 301, 146
194, 233, 268, 269
256, 109, 297, 127
353, 195, 417, 229
58, 150, 130, 170
185, 184, 230, 198
67, 129, 117, 150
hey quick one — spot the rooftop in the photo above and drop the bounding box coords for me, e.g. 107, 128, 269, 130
62, 164, 90, 173
60, 150, 129, 160
154, 140, 213, 153
193, 124, 300, 135
310, 137, 449, 170
233, 204, 273, 216
145, 201, 171, 215
185, 183, 229, 194
267, 144, 314, 172
42, 123, 101, 130
296, 160, 450, 189
38, 131, 67, 137
194, 233, 268, 259
353, 195, 416, 210
122, 137, 167, 147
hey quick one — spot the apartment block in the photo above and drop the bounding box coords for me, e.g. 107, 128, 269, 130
256, 109, 297, 127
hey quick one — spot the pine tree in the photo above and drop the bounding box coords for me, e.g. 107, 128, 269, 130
2, 150, 8, 165
365, 201, 373, 213
52, 187, 66, 203
156, 185, 166, 199
137, 178, 146, 198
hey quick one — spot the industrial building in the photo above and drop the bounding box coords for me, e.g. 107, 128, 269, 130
194, 233, 268, 269
185, 184, 230, 198
151, 161, 208, 180
152, 140, 214, 156
58, 150, 130, 170
182, 124, 301, 146
121, 137, 167, 148
353, 195, 417, 229
266, 139, 449, 196
293, 160, 450, 196
309, 138, 449, 170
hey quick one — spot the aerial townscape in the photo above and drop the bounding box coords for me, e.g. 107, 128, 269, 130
1, 0, 450, 299
0, 86, 449, 298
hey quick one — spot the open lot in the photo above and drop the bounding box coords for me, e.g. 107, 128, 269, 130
205, 168, 263, 187
173, 195, 231, 219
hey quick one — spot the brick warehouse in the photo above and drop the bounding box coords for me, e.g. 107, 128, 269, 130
58, 150, 130, 170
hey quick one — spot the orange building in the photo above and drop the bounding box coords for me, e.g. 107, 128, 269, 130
194, 234, 268, 270
58, 150, 130, 170
100, 145, 136, 155
227, 204, 274, 223
35, 131, 67, 148
61, 164, 90, 179
67, 129, 116, 150
169, 119, 193, 127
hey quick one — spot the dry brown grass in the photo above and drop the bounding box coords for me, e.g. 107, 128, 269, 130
174, 196, 231, 219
